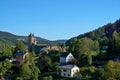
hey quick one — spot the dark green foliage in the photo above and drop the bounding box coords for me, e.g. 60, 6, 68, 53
0, 59, 12, 79
20, 64, 31, 79
37, 55, 52, 72
36, 50, 63, 73
0, 46, 13, 57
0, 40, 13, 57
107, 39, 114, 54
30, 64, 41, 80
66, 19, 120, 70
18, 52, 40, 80
68, 37, 99, 55
68, 37, 99, 66
77, 19, 120, 40
66, 19, 120, 55
107, 31, 120, 55
49, 50, 62, 62
28, 52, 36, 64
15, 41, 26, 52
49, 51, 62, 71
104, 60, 120, 80
79, 66, 104, 80
43, 76, 53, 80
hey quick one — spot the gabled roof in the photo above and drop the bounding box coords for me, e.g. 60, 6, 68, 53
14, 52, 26, 56
60, 52, 71, 57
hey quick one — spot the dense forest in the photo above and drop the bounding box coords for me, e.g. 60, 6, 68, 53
66, 19, 120, 56
77, 19, 120, 40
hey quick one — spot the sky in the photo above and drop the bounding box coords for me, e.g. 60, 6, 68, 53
0, 0, 120, 40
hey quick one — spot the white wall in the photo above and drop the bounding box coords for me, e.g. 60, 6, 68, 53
66, 53, 74, 63
71, 66, 80, 77
60, 69, 71, 77
59, 66, 79, 78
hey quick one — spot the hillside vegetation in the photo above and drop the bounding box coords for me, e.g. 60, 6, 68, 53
66, 19, 120, 53
66, 19, 120, 65
0, 31, 67, 46
77, 19, 120, 40
1, 19, 120, 80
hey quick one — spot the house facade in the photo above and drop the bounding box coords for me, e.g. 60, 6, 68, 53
14, 52, 28, 65
57, 65, 79, 77
57, 52, 79, 78
60, 52, 74, 64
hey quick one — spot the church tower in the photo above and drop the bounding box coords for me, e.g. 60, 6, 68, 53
28, 33, 36, 52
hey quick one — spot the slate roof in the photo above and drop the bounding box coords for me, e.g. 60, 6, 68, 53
60, 52, 71, 57
14, 52, 26, 56
57, 64, 78, 69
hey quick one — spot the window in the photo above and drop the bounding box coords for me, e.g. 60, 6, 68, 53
69, 56, 72, 58
63, 69, 67, 72
68, 74, 70, 77
73, 70, 74, 72
64, 73, 66, 76
76, 69, 79, 72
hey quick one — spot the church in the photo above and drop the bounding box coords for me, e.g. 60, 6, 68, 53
28, 33, 64, 53
28, 33, 66, 53
28, 33, 48, 53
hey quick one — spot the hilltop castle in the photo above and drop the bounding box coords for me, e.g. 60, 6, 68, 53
28, 33, 47, 53
28, 33, 65, 53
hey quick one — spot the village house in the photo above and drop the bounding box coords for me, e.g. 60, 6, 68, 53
57, 52, 79, 78
14, 52, 29, 65
60, 52, 74, 64
57, 64, 79, 77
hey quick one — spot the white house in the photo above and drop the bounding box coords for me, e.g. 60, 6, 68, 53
60, 52, 74, 64
57, 52, 80, 78
57, 64, 79, 77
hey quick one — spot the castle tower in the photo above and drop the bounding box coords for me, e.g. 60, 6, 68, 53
28, 33, 36, 45
28, 33, 36, 52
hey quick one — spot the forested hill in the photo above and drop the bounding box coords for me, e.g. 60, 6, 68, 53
77, 19, 120, 40
0, 31, 67, 46
66, 19, 120, 46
